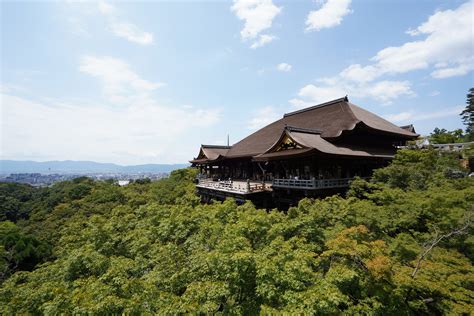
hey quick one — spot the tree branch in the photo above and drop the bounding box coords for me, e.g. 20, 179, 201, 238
411, 218, 472, 279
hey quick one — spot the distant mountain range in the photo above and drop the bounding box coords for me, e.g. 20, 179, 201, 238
0, 160, 189, 174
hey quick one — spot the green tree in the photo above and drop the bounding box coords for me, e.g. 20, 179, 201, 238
0, 183, 37, 222
461, 87, 474, 140
0, 221, 51, 282
372, 148, 465, 190
429, 127, 465, 144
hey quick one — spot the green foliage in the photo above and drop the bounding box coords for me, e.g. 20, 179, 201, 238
372, 148, 466, 190
149, 168, 200, 206
0, 221, 51, 282
0, 182, 39, 222
429, 127, 467, 144
461, 87, 474, 139
0, 163, 473, 314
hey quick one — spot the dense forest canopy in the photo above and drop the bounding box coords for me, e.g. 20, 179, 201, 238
0, 149, 473, 314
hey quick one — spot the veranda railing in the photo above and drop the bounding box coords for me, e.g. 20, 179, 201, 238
272, 177, 363, 190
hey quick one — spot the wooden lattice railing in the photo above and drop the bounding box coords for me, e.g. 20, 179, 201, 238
272, 177, 364, 190
196, 179, 266, 194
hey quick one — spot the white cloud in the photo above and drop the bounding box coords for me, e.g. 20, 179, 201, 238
383, 111, 414, 123
384, 106, 463, 123
405, 28, 419, 36
430, 59, 474, 78
363, 80, 413, 103
339, 64, 379, 83
290, 80, 414, 108
340, 1, 474, 81
79, 55, 165, 103
288, 98, 314, 109
109, 22, 154, 45
2, 57, 220, 164
231, 0, 281, 48
248, 106, 280, 130
1, 93, 220, 164
306, 0, 352, 31
276, 63, 292, 72
250, 34, 277, 49
98, 1, 154, 45
98, 1, 116, 15
428, 90, 440, 97
291, 1, 472, 108
292, 84, 346, 106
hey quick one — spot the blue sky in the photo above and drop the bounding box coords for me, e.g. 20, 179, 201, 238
1, 0, 473, 164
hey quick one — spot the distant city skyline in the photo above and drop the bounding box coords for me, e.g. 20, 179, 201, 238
0, 159, 188, 174
1, 0, 472, 164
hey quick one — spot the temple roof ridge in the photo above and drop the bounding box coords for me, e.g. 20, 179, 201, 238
283, 96, 348, 118
201, 144, 232, 149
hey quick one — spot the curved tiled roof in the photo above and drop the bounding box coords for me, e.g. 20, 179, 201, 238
190, 145, 231, 163
201, 145, 231, 160
289, 130, 395, 158
253, 127, 395, 161
226, 97, 418, 158
399, 124, 416, 133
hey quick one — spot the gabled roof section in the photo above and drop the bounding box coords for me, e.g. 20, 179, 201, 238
263, 125, 321, 154
190, 145, 231, 164
347, 103, 420, 138
201, 145, 231, 159
288, 130, 395, 158
262, 126, 308, 154
226, 96, 418, 158
253, 127, 396, 161
400, 124, 416, 134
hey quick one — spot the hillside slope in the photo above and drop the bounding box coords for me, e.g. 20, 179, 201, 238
0, 149, 472, 314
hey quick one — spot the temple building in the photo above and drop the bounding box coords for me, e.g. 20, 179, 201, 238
191, 96, 418, 208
